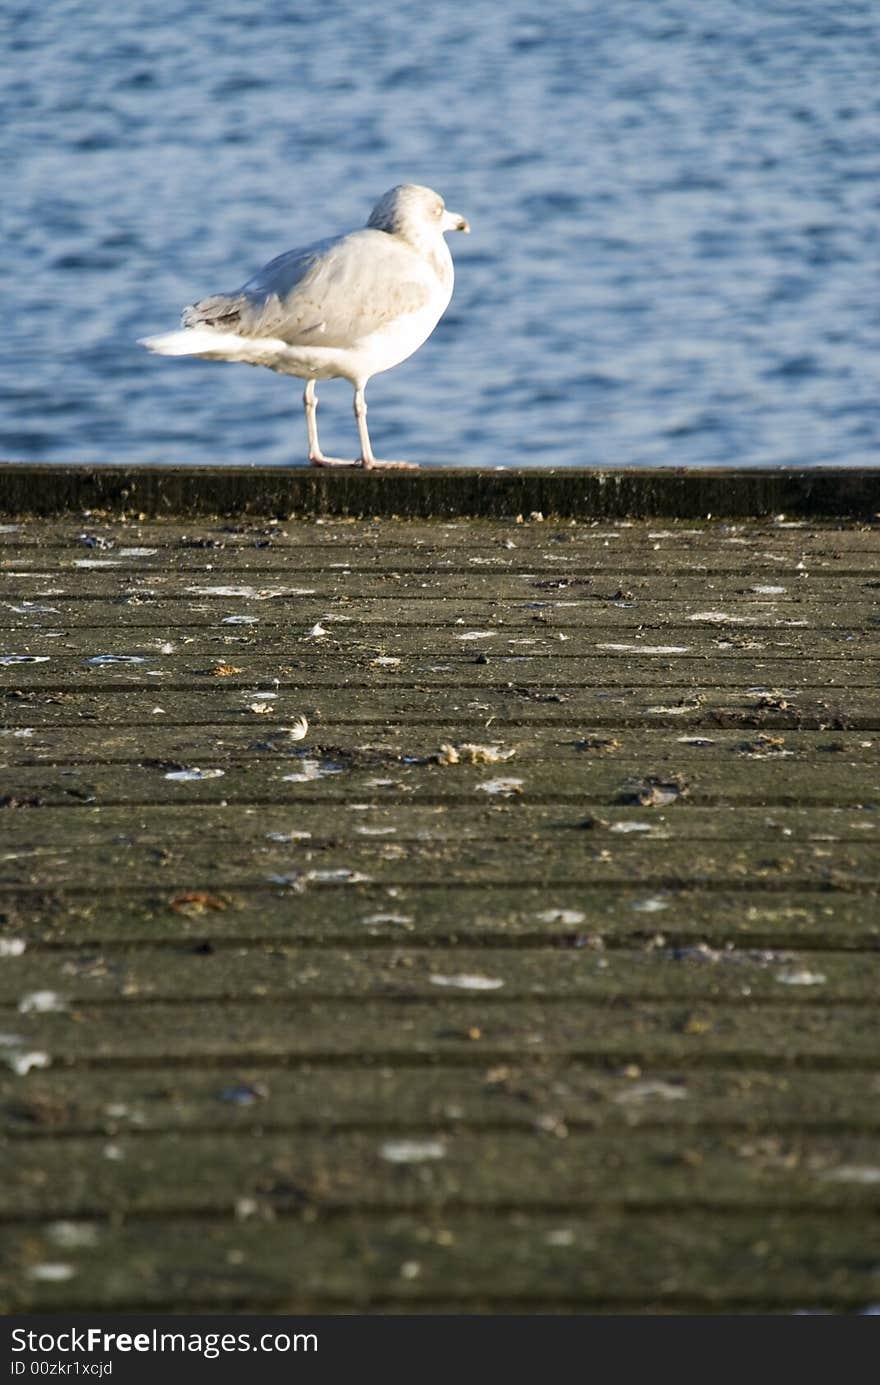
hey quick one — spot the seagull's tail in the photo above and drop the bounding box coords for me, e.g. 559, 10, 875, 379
139, 328, 289, 369
139, 329, 228, 357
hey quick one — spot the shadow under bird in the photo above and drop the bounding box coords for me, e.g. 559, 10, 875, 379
141, 183, 470, 469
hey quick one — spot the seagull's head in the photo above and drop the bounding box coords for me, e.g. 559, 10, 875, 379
368, 184, 471, 242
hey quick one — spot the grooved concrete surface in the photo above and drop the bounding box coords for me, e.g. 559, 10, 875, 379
1, 501, 879, 1313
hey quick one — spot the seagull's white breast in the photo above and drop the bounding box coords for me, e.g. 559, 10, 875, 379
259, 244, 453, 384
142, 218, 457, 388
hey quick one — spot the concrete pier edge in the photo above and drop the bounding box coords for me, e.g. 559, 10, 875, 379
2, 462, 879, 518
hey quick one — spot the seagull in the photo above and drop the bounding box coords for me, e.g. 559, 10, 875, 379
141, 183, 470, 469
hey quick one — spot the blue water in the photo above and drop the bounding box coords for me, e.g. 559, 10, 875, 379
3, 0, 880, 469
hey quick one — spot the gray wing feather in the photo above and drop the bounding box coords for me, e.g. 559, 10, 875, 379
183, 230, 432, 349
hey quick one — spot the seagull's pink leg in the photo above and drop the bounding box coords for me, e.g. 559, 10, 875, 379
353, 385, 419, 470
303, 379, 360, 468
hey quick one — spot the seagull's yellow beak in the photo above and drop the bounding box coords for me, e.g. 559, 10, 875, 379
442, 209, 471, 233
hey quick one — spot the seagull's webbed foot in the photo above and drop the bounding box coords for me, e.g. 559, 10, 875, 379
309, 453, 419, 470
359, 457, 420, 470
308, 453, 363, 468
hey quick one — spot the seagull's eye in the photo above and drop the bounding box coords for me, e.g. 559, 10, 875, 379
434, 203, 443, 217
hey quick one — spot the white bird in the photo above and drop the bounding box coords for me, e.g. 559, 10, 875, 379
141, 183, 470, 469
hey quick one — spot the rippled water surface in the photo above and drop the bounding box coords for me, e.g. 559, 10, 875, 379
4, 0, 879, 468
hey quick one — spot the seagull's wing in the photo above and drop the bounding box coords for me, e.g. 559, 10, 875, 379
183, 229, 434, 349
